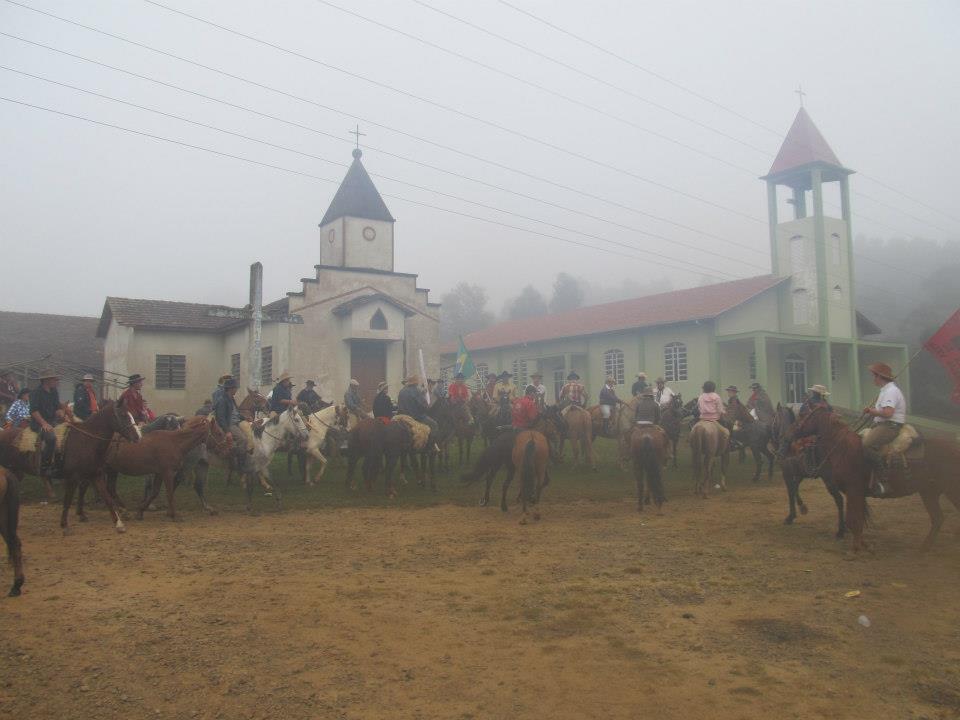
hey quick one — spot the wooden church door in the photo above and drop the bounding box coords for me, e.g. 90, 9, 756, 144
350, 340, 387, 410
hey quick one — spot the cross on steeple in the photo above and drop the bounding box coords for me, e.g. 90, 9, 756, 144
348, 123, 366, 149
794, 84, 806, 108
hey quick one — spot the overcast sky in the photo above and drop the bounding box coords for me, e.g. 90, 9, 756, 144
2, 0, 958, 318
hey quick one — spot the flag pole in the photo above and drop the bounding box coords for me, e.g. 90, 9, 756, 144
418, 348, 430, 405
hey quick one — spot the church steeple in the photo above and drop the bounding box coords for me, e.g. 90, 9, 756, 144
764, 107, 849, 186
318, 149, 396, 272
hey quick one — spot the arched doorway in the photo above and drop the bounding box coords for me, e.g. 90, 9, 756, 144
784, 353, 807, 404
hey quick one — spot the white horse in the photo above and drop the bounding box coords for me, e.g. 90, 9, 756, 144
243, 406, 310, 511
304, 404, 360, 484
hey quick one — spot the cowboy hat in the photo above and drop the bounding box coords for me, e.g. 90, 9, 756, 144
531, 372, 543, 379
497, 371, 511, 379
725, 385, 738, 392
637, 372, 647, 378
749, 382, 762, 390
278, 372, 294, 383
377, 381, 388, 393
655, 377, 665, 384
349, 378, 360, 387
525, 384, 537, 395
867, 362, 895, 381
127, 373, 145, 386
808, 384, 830, 396
218, 373, 233, 382
605, 376, 615, 384
82, 373, 95, 381
38, 369, 60, 381
305, 379, 316, 386
567, 372, 580, 381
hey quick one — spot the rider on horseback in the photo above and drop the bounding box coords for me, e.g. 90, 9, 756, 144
633, 387, 661, 425
493, 371, 517, 405
343, 379, 365, 422
30, 369, 67, 475
653, 377, 675, 408
214, 377, 250, 456
397, 375, 439, 444
559, 372, 586, 410
599, 376, 623, 436
118, 373, 149, 425
447, 372, 473, 425
530, 373, 547, 409
747, 382, 775, 424
269, 373, 297, 421
512, 385, 540, 429
696, 381, 725, 426
862, 362, 907, 497
373, 381, 395, 422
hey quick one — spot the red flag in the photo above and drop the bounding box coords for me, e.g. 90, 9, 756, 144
923, 309, 960, 403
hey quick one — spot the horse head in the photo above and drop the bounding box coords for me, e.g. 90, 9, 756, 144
285, 406, 311, 441
107, 400, 142, 442
205, 417, 234, 457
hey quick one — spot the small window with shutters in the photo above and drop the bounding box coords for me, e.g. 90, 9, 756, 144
474, 363, 488, 392
155, 354, 186, 390
261, 346, 273, 386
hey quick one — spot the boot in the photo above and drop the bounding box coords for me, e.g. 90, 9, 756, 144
864, 448, 887, 497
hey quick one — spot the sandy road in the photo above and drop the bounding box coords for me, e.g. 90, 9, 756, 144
2, 482, 960, 720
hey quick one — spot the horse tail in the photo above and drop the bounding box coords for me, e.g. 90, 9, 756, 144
521, 436, 537, 503
641, 434, 665, 505
0, 471, 21, 565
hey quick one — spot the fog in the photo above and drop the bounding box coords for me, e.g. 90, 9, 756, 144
1, 0, 958, 317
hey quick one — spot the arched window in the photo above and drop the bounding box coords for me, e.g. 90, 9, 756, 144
603, 349, 625, 385
792, 289, 810, 325
663, 342, 687, 382
369, 308, 388, 330
832, 284, 843, 300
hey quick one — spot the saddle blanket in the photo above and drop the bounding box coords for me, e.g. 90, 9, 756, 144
15, 423, 72, 454
392, 414, 431, 450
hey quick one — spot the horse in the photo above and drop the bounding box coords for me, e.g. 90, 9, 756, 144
559, 405, 596, 471
771, 404, 845, 538
167, 415, 234, 515
448, 400, 476, 467
658, 394, 684, 469
243, 406, 311, 512
724, 401, 775, 483
80, 416, 227, 523
303, 404, 354, 485
588, 397, 640, 467
788, 408, 960, 551
629, 425, 669, 512
344, 418, 387, 493
0, 466, 24, 597
511, 430, 551, 524
688, 420, 729, 498
226, 388, 268, 485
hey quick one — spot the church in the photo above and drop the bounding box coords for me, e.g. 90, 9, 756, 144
98, 148, 440, 416
441, 109, 910, 411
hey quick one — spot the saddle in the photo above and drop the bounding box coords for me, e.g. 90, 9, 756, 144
15, 423, 72, 454
392, 414, 431, 450
861, 424, 924, 466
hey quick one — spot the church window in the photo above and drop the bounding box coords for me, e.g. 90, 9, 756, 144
748, 351, 756, 381
664, 343, 687, 382
832, 284, 843, 300
792, 289, 810, 325
790, 235, 806, 270
155, 354, 186, 390
474, 363, 488, 392
831, 233, 842, 265
604, 349, 625, 386
370, 308, 388, 330
230, 353, 240, 380
261, 346, 273, 386
512, 358, 528, 388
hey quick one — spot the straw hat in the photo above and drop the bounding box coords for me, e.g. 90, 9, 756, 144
377, 381, 388, 393
637, 372, 647, 379
867, 362, 895, 381
38, 369, 60, 381
726, 385, 739, 392
808, 384, 830, 396
655, 377, 666, 384
278, 372, 294, 384
349, 378, 360, 387
605, 376, 615, 384
750, 382, 762, 390
218, 373, 233, 383
82, 373, 95, 382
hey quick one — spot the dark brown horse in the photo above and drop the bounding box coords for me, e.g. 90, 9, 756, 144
789, 409, 960, 551
658, 393, 684, 469
724, 400, 775, 483
629, 425, 669, 512
511, 430, 551, 524
345, 418, 387, 494
0, 466, 24, 596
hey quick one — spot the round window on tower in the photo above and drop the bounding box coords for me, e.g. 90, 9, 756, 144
362, 226, 376, 242
327, 229, 335, 244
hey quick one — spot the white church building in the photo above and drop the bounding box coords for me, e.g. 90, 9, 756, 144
98, 148, 440, 415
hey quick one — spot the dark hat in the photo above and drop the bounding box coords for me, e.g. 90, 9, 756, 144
127, 373, 145, 386
498, 371, 511, 379
305, 380, 316, 386
567, 372, 580, 381
486, 372, 497, 379
525, 384, 537, 395
725, 385, 739, 392
223, 377, 239, 389
749, 382, 762, 390
454, 372, 465, 379
17, 387, 30, 399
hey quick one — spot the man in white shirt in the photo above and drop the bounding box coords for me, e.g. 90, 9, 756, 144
530, 372, 547, 409
862, 361, 906, 495
653, 377, 676, 408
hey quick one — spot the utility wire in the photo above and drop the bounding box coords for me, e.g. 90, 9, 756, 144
0, 95, 925, 315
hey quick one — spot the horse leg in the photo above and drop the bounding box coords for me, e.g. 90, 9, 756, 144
161, 470, 178, 521
501, 466, 514, 513
192, 462, 217, 515
671, 436, 678, 469
751, 447, 762, 483
825, 481, 845, 539
783, 468, 799, 525
60, 474, 79, 533
93, 472, 125, 533
76, 476, 90, 522
136, 474, 164, 520
718, 449, 729, 491
764, 445, 776, 481
243, 472, 254, 513
345, 451, 359, 491
918, 488, 944, 552
634, 458, 645, 513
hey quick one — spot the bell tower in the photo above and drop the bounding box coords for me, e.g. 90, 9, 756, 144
318, 148, 396, 272
762, 107, 856, 340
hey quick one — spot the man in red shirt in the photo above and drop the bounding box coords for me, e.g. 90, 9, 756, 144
118, 373, 148, 424
448, 372, 473, 425
512, 385, 540, 430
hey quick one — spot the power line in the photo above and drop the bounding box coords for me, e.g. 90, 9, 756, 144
0, 95, 925, 315
1, 64, 762, 278
494, 0, 960, 229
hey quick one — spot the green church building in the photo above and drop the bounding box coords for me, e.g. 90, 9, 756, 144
441, 108, 909, 410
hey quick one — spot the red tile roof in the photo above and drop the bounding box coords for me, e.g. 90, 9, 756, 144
767, 108, 844, 176
442, 275, 786, 354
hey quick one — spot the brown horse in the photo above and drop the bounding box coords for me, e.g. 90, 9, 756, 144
560, 405, 596, 471
345, 418, 387, 493
225, 388, 268, 485
79, 416, 225, 522
724, 400, 775, 483
511, 430, 551, 524
789, 409, 960, 551
588, 397, 640, 466
688, 420, 729, 498
0, 466, 24, 596
629, 425, 669, 512
658, 394, 684, 469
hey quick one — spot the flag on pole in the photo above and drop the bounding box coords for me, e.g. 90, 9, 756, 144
923, 308, 960, 404
455, 335, 476, 378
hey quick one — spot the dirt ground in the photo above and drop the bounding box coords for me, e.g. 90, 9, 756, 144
3, 481, 960, 720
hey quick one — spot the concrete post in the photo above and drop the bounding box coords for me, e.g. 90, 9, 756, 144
248, 262, 263, 390
753, 334, 768, 394
766, 181, 779, 274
